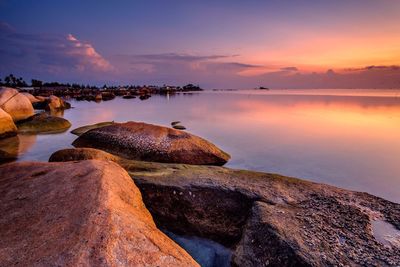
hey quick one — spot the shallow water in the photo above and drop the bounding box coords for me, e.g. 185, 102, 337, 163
4, 89, 400, 203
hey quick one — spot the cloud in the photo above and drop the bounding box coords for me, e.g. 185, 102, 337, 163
126, 53, 234, 62
344, 65, 400, 72
0, 22, 113, 81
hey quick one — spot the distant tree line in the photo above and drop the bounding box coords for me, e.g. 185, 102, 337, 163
0, 73, 201, 91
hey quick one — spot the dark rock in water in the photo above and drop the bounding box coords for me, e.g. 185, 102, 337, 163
122, 94, 136, 99
139, 94, 151, 100
70, 121, 115, 136
17, 113, 71, 133
101, 92, 115, 101
72, 121, 230, 165
171, 121, 181, 126
173, 125, 186, 130
50, 147, 400, 266
0, 160, 198, 267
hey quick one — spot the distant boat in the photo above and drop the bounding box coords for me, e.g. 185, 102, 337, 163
257, 86, 269, 90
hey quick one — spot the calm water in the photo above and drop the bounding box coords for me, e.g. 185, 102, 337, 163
5, 89, 400, 203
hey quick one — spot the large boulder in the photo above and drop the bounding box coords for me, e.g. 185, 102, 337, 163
0, 160, 198, 266
17, 113, 71, 134
0, 87, 34, 121
72, 121, 230, 165
50, 148, 400, 266
0, 108, 17, 139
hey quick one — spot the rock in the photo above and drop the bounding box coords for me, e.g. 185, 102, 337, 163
173, 125, 186, 130
0, 87, 34, 121
139, 94, 151, 100
46, 95, 70, 111
101, 92, 115, 101
72, 121, 230, 165
122, 94, 136, 99
0, 160, 199, 266
48, 148, 400, 266
17, 113, 71, 133
95, 93, 102, 101
0, 108, 17, 139
70, 121, 115, 136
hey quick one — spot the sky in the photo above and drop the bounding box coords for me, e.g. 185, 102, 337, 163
1, 0, 400, 89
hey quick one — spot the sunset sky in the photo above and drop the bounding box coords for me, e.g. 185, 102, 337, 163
1, 0, 400, 88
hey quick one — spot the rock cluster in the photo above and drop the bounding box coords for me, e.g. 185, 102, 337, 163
50, 148, 400, 266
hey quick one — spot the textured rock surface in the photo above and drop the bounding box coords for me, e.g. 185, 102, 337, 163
70, 121, 115, 136
72, 121, 230, 165
17, 113, 71, 133
0, 87, 34, 121
50, 148, 400, 266
0, 108, 17, 139
0, 160, 198, 267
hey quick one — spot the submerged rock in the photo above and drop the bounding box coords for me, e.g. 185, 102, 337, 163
0, 160, 199, 267
0, 87, 34, 121
50, 148, 400, 266
70, 121, 115, 136
17, 113, 71, 134
72, 121, 230, 165
0, 108, 17, 139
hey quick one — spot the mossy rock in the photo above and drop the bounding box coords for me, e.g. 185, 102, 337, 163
70, 121, 115, 136
17, 113, 71, 134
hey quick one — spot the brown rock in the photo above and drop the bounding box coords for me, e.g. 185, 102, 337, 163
0, 160, 199, 266
46, 95, 70, 111
0, 107, 17, 139
0, 87, 34, 121
72, 121, 230, 165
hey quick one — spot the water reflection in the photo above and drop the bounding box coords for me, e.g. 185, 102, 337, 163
0, 135, 37, 163
8, 90, 400, 203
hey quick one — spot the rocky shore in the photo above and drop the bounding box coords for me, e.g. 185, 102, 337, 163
0, 91, 399, 266
24, 83, 203, 102
49, 147, 400, 266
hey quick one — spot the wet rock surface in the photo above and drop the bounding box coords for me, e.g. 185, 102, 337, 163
16, 113, 71, 133
50, 148, 400, 266
72, 121, 230, 165
0, 160, 199, 267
